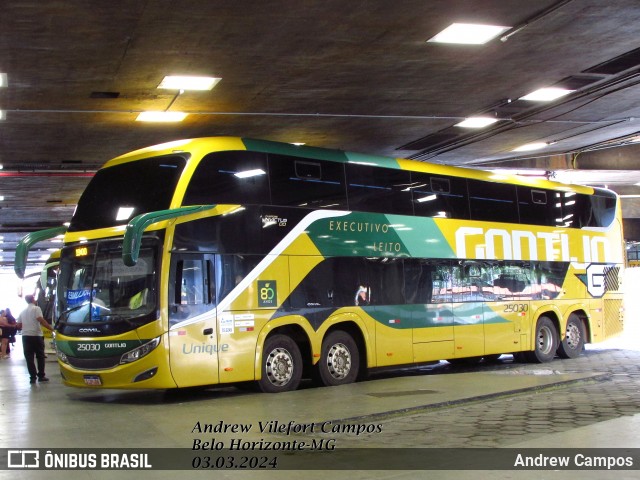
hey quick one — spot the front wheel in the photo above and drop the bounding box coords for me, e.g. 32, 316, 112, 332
316, 331, 360, 387
526, 316, 558, 363
258, 335, 303, 393
557, 314, 585, 359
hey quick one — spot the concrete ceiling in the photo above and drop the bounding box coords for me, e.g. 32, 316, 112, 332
3, 0, 640, 272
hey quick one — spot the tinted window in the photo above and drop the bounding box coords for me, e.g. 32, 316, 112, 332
412, 174, 470, 219
517, 187, 559, 227
366, 258, 405, 305
269, 155, 347, 208
217, 254, 265, 301
468, 181, 518, 223
183, 151, 270, 205
288, 257, 372, 309
169, 255, 215, 326
346, 164, 413, 214
173, 206, 263, 254
562, 192, 617, 228
404, 259, 452, 304
69, 155, 186, 232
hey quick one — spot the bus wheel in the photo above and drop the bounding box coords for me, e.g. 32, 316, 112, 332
317, 331, 360, 387
557, 314, 585, 359
527, 316, 558, 363
258, 335, 302, 393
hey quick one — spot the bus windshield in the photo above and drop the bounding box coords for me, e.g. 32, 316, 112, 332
57, 239, 158, 326
68, 155, 187, 232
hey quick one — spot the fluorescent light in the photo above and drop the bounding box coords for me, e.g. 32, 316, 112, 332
0, 73, 6, 87
0, 110, 5, 120
512, 142, 548, 152
157, 75, 221, 91
116, 207, 135, 221
520, 87, 575, 101
234, 169, 266, 179
136, 111, 188, 122
455, 117, 499, 128
427, 23, 510, 45
417, 194, 437, 203
291, 142, 306, 146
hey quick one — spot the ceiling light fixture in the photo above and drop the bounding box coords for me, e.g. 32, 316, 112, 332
157, 75, 221, 91
234, 169, 266, 179
427, 23, 511, 45
520, 87, 575, 101
135, 111, 188, 122
455, 117, 499, 128
0, 73, 7, 87
512, 142, 548, 152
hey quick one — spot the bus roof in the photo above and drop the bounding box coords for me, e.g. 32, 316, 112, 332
109, 136, 595, 195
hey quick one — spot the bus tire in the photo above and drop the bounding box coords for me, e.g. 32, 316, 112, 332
526, 316, 558, 363
258, 335, 302, 393
317, 331, 359, 387
557, 314, 585, 359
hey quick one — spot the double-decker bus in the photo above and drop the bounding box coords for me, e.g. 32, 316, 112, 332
15, 137, 625, 392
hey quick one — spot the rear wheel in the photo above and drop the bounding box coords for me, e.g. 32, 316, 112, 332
316, 331, 360, 387
258, 335, 302, 393
526, 316, 558, 363
557, 314, 585, 359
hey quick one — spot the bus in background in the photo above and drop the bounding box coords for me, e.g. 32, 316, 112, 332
626, 242, 640, 268
37, 250, 60, 353
18, 249, 61, 354
15, 137, 625, 392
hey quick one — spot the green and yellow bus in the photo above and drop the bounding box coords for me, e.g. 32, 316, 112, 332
15, 137, 625, 392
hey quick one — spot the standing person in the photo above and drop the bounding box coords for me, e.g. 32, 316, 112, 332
3, 308, 17, 356
16, 295, 53, 384
0, 309, 10, 359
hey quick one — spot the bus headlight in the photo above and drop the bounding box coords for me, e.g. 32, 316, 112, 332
120, 337, 161, 364
57, 350, 69, 364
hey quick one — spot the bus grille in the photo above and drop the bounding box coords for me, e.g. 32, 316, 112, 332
67, 355, 122, 370
604, 299, 624, 337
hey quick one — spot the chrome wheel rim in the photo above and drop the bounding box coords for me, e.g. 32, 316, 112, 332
537, 325, 554, 355
565, 322, 581, 350
326, 343, 352, 380
265, 347, 294, 386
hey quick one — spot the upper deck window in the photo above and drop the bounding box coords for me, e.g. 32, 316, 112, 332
183, 151, 270, 206
269, 154, 347, 209
69, 155, 186, 232
346, 163, 413, 215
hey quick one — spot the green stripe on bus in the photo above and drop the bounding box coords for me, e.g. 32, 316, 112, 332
305, 212, 454, 258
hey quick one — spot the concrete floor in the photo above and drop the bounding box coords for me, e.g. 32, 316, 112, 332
2, 270, 640, 479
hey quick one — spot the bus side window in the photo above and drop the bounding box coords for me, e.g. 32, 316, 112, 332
169, 256, 214, 325
346, 164, 413, 215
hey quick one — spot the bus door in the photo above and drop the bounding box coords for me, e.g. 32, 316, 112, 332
353, 258, 412, 367
451, 262, 485, 359
168, 253, 219, 387
483, 263, 532, 355
408, 260, 454, 362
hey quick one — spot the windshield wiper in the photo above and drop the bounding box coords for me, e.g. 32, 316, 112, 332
60, 303, 88, 318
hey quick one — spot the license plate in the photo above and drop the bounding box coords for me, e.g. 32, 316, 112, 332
83, 375, 102, 386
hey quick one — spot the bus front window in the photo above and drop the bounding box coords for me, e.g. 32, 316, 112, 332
58, 241, 158, 326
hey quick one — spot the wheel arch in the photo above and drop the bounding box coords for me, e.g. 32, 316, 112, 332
254, 319, 313, 382
530, 307, 561, 351
321, 320, 368, 379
